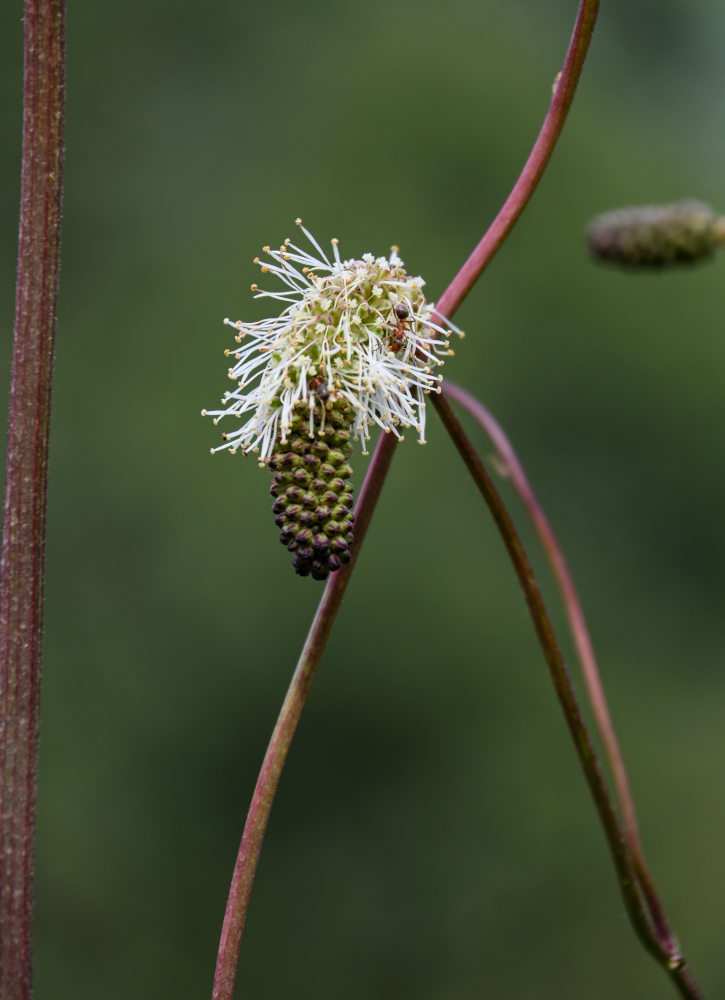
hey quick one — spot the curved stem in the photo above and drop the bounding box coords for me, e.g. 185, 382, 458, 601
442, 379, 678, 948
212, 431, 398, 1000
431, 390, 704, 1000
211, 2, 601, 995
435, 0, 599, 320
0, 4, 65, 1000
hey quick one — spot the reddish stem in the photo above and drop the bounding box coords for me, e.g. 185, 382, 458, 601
436, 0, 599, 320
442, 380, 678, 949
211, 2, 601, 995
0, 3, 65, 999
212, 432, 398, 1000
431, 390, 704, 1000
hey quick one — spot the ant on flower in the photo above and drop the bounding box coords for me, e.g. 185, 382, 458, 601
388, 302, 411, 353
308, 375, 330, 401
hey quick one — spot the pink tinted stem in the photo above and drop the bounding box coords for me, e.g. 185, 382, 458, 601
211, 1, 601, 995
212, 432, 398, 1000
439, 383, 703, 998
443, 380, 677, 946
436, 0, 599, 320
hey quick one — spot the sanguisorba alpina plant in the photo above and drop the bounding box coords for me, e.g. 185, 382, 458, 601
203, 218, 461, 579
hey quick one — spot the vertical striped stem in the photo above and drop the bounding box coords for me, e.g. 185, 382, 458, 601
0, 3, 66, 998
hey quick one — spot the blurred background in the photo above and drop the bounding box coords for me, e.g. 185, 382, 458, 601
2, 0, 725, 996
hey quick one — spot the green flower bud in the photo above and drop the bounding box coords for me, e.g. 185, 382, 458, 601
586, 200, 723, 269
270, 398, 355, 580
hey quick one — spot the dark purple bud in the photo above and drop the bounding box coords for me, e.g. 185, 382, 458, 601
312, 533, 330, 552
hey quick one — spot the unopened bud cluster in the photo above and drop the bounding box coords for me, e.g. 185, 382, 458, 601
203, 221, 462, 580
269, 398, 355, 580
587, 200, 724, 269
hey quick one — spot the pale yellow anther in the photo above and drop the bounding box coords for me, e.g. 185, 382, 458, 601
295, 217, 302, 226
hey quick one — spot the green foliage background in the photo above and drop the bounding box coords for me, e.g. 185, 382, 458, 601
2, 1, 725, 997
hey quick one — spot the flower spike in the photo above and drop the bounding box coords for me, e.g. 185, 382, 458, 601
586, 200, 725, 269
203, 222, 462, 578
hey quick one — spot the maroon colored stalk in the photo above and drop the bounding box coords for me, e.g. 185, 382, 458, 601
211, 3, 600, 997
431, 389, 704, 1000
442, 380, 677, 949
436, 0, 599, 319
0, 3, 66, 999
212, 431, 398, 1000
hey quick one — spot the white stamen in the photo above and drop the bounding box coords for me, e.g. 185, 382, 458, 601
205, 224, 461, 461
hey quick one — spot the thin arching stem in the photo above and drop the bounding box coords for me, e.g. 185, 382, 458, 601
436, 0, 600, 320
212, 431, 398, 1000
442, 379, 677, 949
211, 3, 601, 996
431, 390, 704, 1000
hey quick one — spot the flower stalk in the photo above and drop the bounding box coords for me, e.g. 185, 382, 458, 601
436, 0, 600, 318
211, 1, 602, 995
433, 387, 704, 999
0, 2, 66, 999
442, 379, 679, 949
211, 430, 398, 1000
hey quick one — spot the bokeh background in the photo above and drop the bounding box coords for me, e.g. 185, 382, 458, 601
2, 0, 725, 997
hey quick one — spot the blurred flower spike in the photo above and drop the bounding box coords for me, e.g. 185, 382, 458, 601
586, 199, 725, 269
202, 219, 462, 463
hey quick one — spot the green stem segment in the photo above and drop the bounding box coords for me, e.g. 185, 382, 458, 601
0, 3, 65, 999
431, 390, 704, 1000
